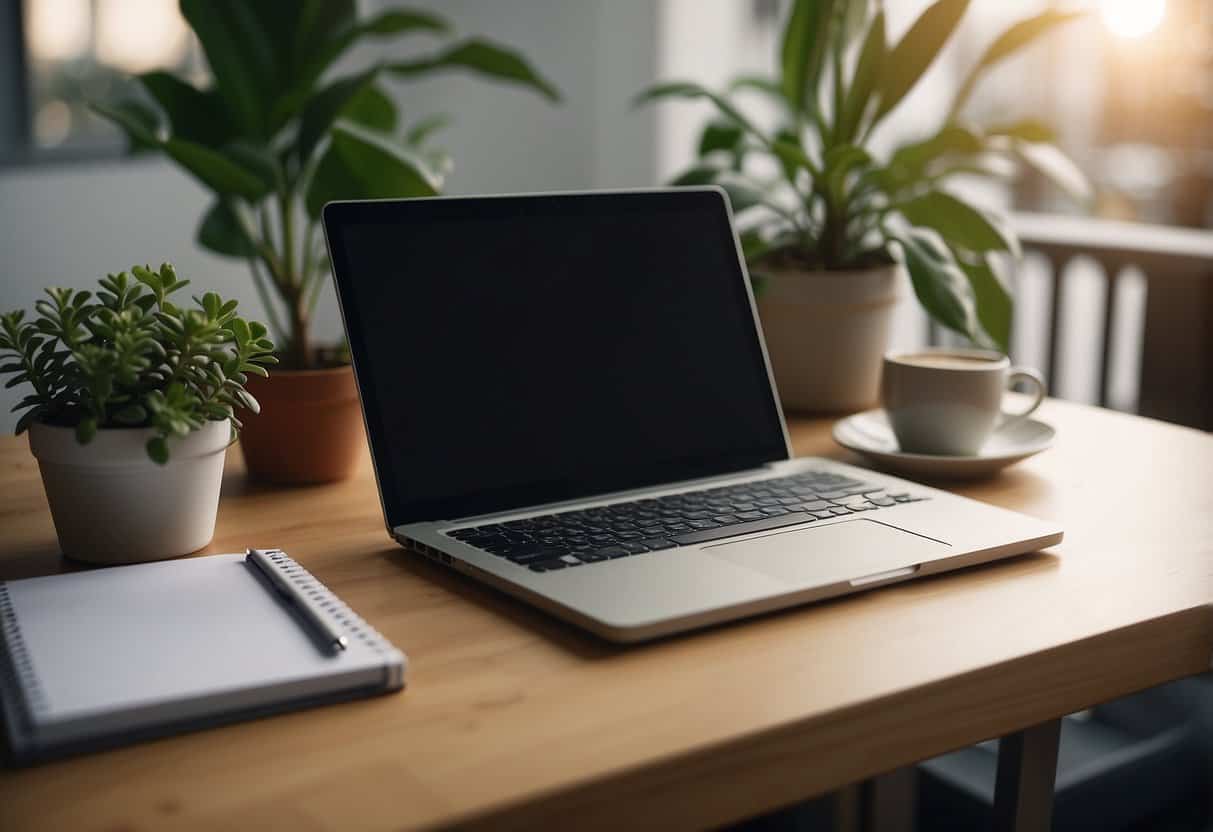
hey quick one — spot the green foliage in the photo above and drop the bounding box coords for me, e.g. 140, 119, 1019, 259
636, 0, 1089, 351
92, 1, 560, 370
0, 265, 276, 463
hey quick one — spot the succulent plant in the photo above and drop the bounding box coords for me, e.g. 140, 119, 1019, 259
0, 264, 275, 462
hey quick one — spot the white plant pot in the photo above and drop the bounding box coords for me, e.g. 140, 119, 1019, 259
28, 419, 230, 564
756, 263, 902, 413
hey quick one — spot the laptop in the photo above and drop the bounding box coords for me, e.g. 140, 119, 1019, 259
322, 188, 1062, 642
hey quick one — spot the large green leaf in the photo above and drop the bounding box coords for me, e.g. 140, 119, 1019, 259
952, 10, 1084, 115
881, 124, 982, 191
219, 141, 281, 194
294, 66, 382, 165
344, 85, 399, 135
897, 230, 978, 340
289, 0, 358, 77
304, 121, 441, 218
770, 128, 814, 182
164, 138, 272, 201
180, 0, 280, 138
699, 120, 745, 156
90, 99, 161, 149
389, 38, 561, 102
293, 9, 450, 103
899, 190, 1018, 256
955, 252, 1012, 351
137, 72, 232, 147
197, 200, 256, 259
837, 11, 885, 143
93, 100, 268, 199
780, 0, 835, 116
873, 0, 970, 127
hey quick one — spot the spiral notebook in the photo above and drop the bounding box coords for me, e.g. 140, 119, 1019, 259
0, 549, 406, 764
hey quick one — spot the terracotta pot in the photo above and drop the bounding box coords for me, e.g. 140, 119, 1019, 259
756, 264, 902, 414
29, 419, 229, 564
239, 366, 364, 484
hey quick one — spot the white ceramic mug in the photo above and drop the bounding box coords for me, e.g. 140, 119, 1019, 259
880, 348, 1046, 456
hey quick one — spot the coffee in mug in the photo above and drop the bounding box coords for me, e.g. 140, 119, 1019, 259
880, 349, 1046, 455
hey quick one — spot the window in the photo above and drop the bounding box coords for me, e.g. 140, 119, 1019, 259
3, 0, 202, 161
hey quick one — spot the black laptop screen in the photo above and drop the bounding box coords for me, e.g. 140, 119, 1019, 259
324, 190, 788, 527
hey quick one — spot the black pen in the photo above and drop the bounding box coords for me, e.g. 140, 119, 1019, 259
245, 548, 349, 652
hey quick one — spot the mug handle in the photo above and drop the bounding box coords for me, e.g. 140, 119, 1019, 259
1000, 367, 1046, 428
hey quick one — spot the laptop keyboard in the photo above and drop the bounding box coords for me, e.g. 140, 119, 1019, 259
444, 470, 928, 573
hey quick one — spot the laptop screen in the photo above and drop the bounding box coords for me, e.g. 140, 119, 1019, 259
324, 189, 788, 527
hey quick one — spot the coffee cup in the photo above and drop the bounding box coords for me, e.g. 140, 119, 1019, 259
880, 349, 1046, 456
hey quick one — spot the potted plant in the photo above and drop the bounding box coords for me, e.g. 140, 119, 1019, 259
637, 0, 1088, 412
92, 1, 560, 482
0, 264, 275, 564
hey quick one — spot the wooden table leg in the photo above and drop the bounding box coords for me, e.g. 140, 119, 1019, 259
860, 767, 916, 832
992, 718, 1063, 832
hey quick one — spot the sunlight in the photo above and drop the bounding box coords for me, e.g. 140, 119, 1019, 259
1099, 0, 1166, 39
95, 0, 190, 73
25, 0, 90, 62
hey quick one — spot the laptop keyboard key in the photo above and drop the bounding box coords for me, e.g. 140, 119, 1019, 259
640, 537, 678, 551
507, 549, 564, 565
672, 511, 815, 545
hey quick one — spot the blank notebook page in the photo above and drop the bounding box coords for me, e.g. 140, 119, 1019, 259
0, 552, 404, 752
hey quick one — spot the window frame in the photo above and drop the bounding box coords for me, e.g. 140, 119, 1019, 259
0, 0, 155, 168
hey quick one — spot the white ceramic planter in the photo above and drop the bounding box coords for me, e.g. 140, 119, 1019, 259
756, 264, 901, 413
28, 419, 230, 564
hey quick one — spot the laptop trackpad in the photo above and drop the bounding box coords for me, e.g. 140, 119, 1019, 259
705, 519, 947, 589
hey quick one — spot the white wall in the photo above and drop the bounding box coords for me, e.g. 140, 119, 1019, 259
0, 0, 659, 432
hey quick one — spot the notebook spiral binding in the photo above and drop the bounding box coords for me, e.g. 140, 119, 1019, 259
0, 582, 52, 727
256, 550, 402, 672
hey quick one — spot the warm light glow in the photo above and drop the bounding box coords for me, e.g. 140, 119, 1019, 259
95, 0, 189, 73
1099, 0, 1166, 39
25, 0, 91, 62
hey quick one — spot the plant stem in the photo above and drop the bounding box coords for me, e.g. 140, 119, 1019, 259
278, 189, 310, 369
246, 258, 287, 343
288, 292, 310, 369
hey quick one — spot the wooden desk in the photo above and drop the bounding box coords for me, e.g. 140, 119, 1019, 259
0, 399, 1210, 831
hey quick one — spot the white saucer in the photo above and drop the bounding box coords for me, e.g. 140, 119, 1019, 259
832, 409, 1055, 480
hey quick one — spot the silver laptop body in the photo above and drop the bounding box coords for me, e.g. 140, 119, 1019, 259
323, 188, 1062, 643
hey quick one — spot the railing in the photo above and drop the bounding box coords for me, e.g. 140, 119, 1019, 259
933, 213, 1213, 431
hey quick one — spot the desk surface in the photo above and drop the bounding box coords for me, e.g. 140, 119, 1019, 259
0, 399, 1210, 831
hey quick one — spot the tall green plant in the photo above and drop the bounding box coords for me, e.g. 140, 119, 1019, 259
636, 0, 1087, 351
94, 1, 560, 369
